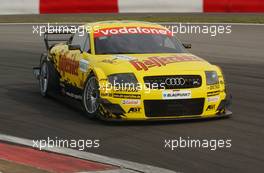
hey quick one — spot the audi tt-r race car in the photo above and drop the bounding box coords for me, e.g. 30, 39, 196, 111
33, 21, 232, 121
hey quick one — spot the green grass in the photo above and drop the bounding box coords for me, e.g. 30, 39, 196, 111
0, 13, 264, 23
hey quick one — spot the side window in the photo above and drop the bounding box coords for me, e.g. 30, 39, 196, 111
71, 32, 90, 52
163, 37, 176, 49
84, 34, 91, 53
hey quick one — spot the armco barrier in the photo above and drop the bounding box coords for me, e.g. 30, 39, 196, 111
0, 0, 264, 14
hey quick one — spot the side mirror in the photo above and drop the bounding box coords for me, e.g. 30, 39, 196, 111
182, 43, 192, 49
69, 44, 82, 51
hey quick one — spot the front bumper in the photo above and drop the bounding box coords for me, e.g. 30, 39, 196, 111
99, 93, 232, 121
98, 72, 232, 121
99, 104, 232, 122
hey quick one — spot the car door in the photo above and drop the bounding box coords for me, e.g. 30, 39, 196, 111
58, 31, 90, 96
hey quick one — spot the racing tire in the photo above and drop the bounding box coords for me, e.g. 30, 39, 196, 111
39, 60, 59, 97
82, 75, 101, 119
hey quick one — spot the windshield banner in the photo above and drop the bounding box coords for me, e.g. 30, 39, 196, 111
94, 27, 172, 38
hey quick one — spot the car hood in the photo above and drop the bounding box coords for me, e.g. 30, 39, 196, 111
95, 53, 214, 76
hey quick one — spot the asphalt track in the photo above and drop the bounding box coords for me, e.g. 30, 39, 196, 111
0, 24, 264, 173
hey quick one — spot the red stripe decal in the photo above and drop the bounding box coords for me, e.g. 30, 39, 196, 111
0, 143, 116, 173
204, 0, 264, 12
40, 0, 118, 13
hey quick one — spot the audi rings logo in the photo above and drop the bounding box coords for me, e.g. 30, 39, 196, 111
165, 78, 186, 86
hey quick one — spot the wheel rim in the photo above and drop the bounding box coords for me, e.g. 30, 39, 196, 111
84, 77, 99, 114
40, 62, 48, 95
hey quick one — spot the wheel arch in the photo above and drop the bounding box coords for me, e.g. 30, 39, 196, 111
87, 66, 108, 84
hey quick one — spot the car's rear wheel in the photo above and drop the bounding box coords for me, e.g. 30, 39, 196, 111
82, 75, 100, 118
39, 61, 49, 96
39, 60, 59, 97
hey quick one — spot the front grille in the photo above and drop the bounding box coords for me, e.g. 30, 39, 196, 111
144, 98, 205, 117
143, 75, 202, 89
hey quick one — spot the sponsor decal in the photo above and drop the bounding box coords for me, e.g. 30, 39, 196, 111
128, 107, 141, 113
101, 59, 116, 64
207, 84, 220, 90
206, 105, 216, 111
121, 99, 141, 105
207, 90, 220, 97
114, 87, 138, 92
99, 78, 108, 82
130, 55, 201, 71
59, 55, 79, 75
113, 93, 141, 99
94, 27, 172, 38
79, 59, 89, 72
207, 96, 220, 103
100, 93, 113, 97
113, 55, 136, 61
162, 90, 191, 100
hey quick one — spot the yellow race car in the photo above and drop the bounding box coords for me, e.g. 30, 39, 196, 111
33, 21, 232, 121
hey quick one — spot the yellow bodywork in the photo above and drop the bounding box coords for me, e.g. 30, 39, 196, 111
48, 21, 229, 120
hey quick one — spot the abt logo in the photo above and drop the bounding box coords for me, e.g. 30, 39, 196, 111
206, 105, 216, 111
128, 107, 141, 113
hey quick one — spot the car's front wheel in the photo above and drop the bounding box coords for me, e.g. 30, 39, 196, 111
82, 75, 100, 118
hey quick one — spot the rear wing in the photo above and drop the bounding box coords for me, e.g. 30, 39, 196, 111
44, 32, 74, 50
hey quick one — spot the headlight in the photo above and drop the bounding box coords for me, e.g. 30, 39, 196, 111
205, 71, 219, 85
108, 73, 138, 87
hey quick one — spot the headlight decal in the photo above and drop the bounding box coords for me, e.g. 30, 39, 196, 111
205, 71, 219, 85
108, 73, 138, 87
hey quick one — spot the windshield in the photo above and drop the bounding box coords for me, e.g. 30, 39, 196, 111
94, 33, 186, 55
